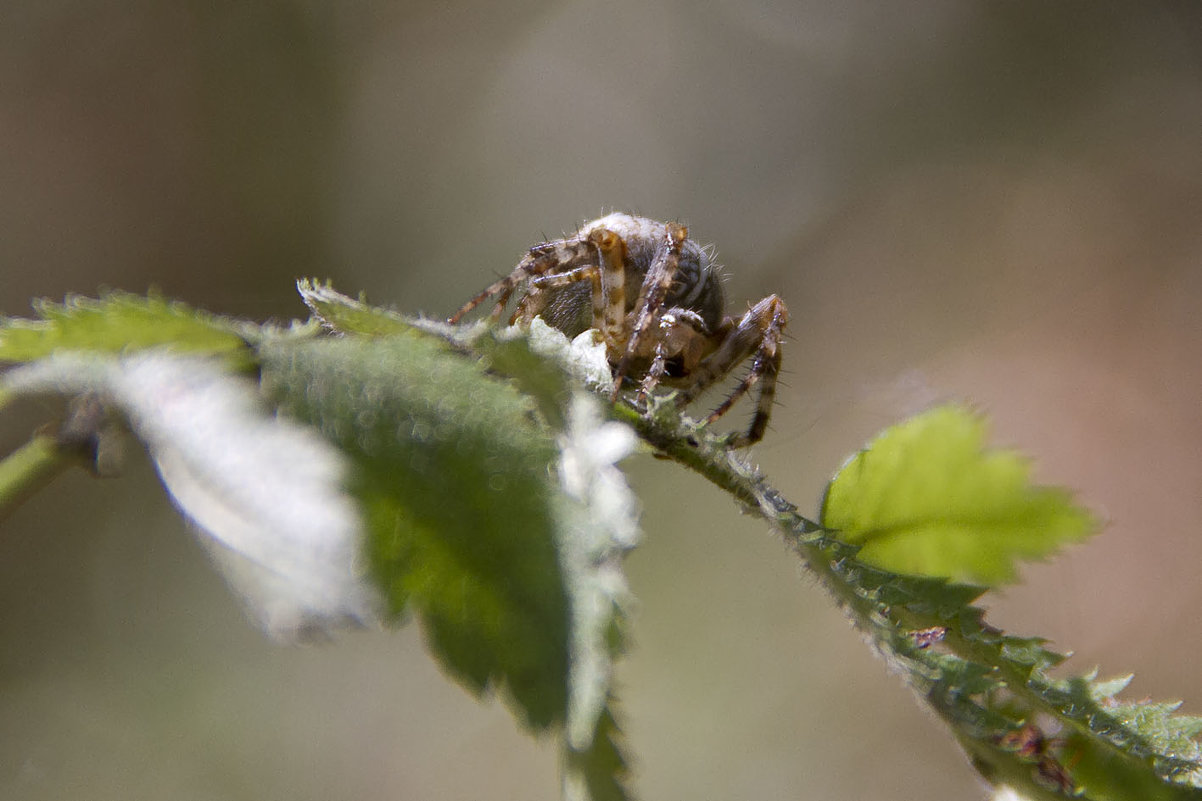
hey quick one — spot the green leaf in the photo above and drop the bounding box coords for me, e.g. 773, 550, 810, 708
259, 331, 573, 730
820, 404, 1098, 585
3, 285, 637, 795
0, 292, 250, 365
294, 282, 613, 432
552, 394, 638, 801
1102, 696, 1202, 784
564, 703, 630, 801
258, 323, 638, 795
296, 279, 413, 337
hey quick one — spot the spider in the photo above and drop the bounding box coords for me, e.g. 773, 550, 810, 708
448, 213, 788, 447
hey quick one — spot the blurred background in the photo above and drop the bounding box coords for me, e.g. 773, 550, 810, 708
2, 2, 1201, 799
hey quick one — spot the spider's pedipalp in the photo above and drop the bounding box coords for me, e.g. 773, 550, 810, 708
636, 308, 711, 404
586, 227, 628, 349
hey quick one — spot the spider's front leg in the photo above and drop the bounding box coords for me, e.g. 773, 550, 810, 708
678, 294, 788, 447
447, 237, 597, 324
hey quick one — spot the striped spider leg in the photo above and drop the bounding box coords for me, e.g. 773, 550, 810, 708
670, 293, 788, 448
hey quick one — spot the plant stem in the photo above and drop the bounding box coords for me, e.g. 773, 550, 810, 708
0, 434, 72, 522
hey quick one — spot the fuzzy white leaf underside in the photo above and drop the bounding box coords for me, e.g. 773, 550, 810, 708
4, 351, 382, 641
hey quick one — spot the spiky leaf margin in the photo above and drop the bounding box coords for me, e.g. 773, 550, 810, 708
617, 400, 1202, 799
0, 292, 252, 365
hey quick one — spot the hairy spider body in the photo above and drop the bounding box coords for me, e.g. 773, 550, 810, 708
449, 213, 788, 447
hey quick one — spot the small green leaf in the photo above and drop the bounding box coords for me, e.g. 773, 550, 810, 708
0, 292, 249, 364
821, 405, 1098, 585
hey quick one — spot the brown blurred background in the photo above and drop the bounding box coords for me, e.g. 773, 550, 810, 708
3, 2, 1202, 799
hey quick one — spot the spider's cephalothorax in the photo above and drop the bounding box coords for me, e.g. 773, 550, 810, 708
448, 213, 788, 447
